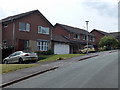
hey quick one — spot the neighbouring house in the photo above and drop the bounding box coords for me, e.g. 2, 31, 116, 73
2, 10, 53, 53
52, 23, 95, 54
109, 32, 120, 42
91, 29, 120, 45
90, 29, 109, 45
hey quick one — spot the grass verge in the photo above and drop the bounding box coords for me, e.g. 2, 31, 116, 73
0, 64, 38, 74
38, 54, 85, 62
0, 54, 85, 74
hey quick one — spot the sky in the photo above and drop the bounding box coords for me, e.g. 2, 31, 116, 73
0, 0, 118, 32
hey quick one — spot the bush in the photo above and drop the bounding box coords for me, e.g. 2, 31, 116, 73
99, 36, 119, 50
35, 50, 53, 56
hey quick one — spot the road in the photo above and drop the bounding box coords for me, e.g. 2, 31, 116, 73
5, 51, 118, 88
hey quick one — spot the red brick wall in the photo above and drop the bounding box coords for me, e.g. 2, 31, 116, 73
53, 25, 95, 45
91, 30, 105, 45
2, 22, 14, 46
2, 12, 53, 51
53, 25, 70, 38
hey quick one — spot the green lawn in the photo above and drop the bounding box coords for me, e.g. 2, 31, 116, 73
1, 54, 85, 74
1, 64, 38, 74
38, 54, 85, 62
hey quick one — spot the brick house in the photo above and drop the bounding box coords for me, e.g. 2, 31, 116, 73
109, 32, 120, 42
90, 29, 109, 45
91, 29, 120, 45
52, 23, 95, 54
2, 10, 53, 52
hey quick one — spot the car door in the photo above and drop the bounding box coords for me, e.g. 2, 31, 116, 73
8, 53, 16, 63
12, 52, 21, 63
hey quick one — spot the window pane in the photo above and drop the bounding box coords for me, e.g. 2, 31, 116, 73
38, 26, 42, 33
45, 28, 49, 34
19, 22, 26, 31
19, 22, 30, 31
38, 26, 49, 34
26, 23, 30, 31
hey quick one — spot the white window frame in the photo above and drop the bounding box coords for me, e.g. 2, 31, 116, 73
89, 36, 92, 41
38, 26, 49, 35
74, 34, 80, 39
93, 37, 95, 42
37, 41, 48, 51
83, 35, 86, 40
19, 22, 30, 32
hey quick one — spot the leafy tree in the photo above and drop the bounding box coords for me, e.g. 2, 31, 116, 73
99, 36, 119, 50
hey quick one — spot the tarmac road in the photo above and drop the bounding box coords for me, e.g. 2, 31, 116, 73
6, 51, 118, 88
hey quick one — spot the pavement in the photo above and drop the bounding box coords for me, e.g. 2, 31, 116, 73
1, 50, 118, 87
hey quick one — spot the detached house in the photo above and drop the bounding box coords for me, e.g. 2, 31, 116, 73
91, 29, 109, 45
2, 10, 53, 52
91, 29, 120, 45
52, 23, 95, 54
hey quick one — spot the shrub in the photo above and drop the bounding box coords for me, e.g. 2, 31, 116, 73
35, 50, 53, 56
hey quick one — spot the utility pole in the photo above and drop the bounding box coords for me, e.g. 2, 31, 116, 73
85, 21, 89, 55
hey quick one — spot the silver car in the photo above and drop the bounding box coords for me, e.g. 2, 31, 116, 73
3, 51, 38, 64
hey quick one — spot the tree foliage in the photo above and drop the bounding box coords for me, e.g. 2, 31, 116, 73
99, 36, 119, 50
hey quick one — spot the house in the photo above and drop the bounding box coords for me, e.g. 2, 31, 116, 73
91, 29, 120, 45
90, 29, 109, 45
109, 32, 120, 42
52, 23, 95, 54
2, 10, 53, 52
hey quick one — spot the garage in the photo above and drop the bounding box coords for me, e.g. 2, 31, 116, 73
54, 43, 70, 54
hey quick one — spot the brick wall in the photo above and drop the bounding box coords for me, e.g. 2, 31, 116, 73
2, 12, 53, 51
91, 30, 105, 45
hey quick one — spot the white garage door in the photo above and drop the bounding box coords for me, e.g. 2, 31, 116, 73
54, 43, 70, 54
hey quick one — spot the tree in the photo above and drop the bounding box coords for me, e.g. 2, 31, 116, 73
99, 36, 119, 50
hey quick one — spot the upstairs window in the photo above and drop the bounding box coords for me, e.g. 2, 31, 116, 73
92, 37, 95, 42
83, 35, 87, 40
38, 26, 49, 34
3, 24, 8, 28
90, 36, 92, 41
19, 22, 30, 31
90, 36, 95, 42
74, 34, 80, 39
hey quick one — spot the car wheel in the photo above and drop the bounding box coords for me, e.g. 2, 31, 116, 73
4, 60, 8, 64
19, 58, 23, 64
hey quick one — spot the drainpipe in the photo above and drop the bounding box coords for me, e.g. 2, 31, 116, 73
50, 27, 53, 51
13, 22, 15, 51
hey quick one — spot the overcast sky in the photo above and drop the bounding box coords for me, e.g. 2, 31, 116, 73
0, 0, 118, 32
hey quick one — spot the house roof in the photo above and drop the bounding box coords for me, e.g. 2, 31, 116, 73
55, 23, 94, 36
109, 32, 120, 40
91, 29, 120, 40
1, 10, 53, 27
91, 29, 109, 36
52, 34, 88, 45
52, 34, 70, 43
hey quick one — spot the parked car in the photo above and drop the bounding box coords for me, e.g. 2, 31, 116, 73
80, 45, 96, 54
3, 51, 38, 64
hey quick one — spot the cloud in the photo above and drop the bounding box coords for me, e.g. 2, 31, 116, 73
83, 0, 118, 18
0, 0, 118, 32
